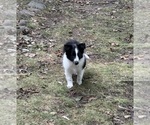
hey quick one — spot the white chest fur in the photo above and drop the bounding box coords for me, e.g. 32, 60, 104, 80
63, 53, 85, 88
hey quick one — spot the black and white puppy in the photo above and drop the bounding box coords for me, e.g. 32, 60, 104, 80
63, 40, 88, 88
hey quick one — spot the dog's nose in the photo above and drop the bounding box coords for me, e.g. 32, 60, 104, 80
74, 61, 79, 65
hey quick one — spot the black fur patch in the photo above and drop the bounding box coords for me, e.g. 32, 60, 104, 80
82, 57, 86, 69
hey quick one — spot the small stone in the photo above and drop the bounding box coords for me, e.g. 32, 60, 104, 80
3, 20, 15, 26
4, 10, 16, 19
18, 20, 28, 26
75, 96, 83, 101
19, 9, 35, 16
4, 27, 16, 34
28, 1, 46, 10
22, 28, 30, 35
6, 35, 16, 42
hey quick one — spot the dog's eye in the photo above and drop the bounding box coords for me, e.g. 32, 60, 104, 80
73, 52, 76, 56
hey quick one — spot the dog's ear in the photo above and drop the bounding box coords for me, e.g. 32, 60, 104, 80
64, 44, 72, 52
78, 43, 86, 50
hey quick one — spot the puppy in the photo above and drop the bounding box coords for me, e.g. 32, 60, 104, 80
63, 40, 87, 88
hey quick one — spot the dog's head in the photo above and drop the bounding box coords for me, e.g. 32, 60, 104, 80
64, 40, 86, 65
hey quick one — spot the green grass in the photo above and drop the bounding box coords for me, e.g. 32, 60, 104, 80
17, 60, 133, 124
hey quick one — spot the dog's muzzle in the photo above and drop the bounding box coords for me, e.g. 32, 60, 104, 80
74, 61, 79, 65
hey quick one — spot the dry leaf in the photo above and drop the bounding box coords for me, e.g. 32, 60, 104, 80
120, 55, 129, 60
25, 53, 36, 58
88, 96, 97, 102
50, 112, 57, 115
58, 81, 63, 85
138, 115, 146, 119
134, 55, 144, 60
62, 115, 70, 120
111, 42, 119, 47
124, 115, 131, 119
22, 49, 29, 53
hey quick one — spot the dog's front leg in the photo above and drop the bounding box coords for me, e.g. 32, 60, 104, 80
65, 70, 73, 88
77, 69, 84, 85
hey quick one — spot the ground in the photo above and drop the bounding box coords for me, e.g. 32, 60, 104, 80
17, 0, 133, 124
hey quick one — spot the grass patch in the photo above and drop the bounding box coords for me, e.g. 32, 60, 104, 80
17, 0, 133, 124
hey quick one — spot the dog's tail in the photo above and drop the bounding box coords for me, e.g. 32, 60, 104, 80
84, 53, 90, 60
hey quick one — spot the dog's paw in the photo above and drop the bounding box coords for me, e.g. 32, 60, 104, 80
77, 80, 82, 85
67, 84, 73, 89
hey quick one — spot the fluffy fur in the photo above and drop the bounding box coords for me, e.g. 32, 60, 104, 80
63, 40, 87, 88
